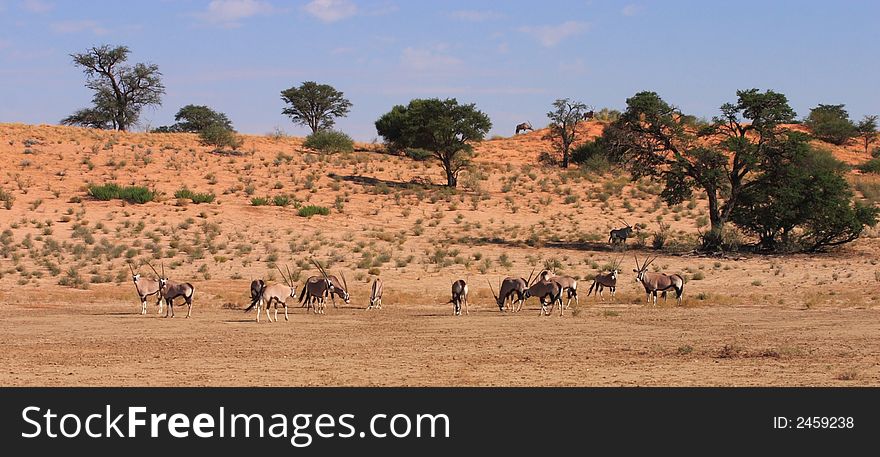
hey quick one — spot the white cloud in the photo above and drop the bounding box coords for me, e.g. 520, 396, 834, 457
303, 0, 357, 23
518, 21, 589, 47
400, 46, 462, 72
21, 0, 54, 13
450, 10, 503, 22
622, 4, 643, 16
197, 0, 276, 27
51, 20, 109, 35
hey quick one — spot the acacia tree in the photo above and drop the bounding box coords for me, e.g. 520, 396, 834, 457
804, 104, 856, 145
545, 98, 589, 168
856, 115, 878, 154
280, 81, 352, 134
63, 45, 164, 131
604, 89, 796, 251
375, 98, 492, 188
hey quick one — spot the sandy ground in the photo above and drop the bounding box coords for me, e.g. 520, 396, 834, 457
0, 123, 878, 386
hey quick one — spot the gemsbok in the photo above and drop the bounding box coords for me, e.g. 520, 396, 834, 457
609, 219, 634, 247
587, 257, 623, 302
128, 261, 163, 315
450, 279, 469, 316
368, 278, 383, 310
633, 255, 684, 306
539, 270, 578, 309
515, 121, 534, 135
487, 268, 534, 312
148, 262, 195, 318
523, 278, 564, 316
298, 259, 335, 314
254, 266, 298, 323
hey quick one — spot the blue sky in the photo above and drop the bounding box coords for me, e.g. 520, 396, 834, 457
1, 0, 878, 140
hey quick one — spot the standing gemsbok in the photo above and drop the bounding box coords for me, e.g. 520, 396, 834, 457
368, 278, 383, 310
450, 279, 469, 316
633, 255, 684, 306
523, 277, 564, 316
609, 219, 634, 247
587, 257, 623, 302
539, 270, 578, 309
148, 262, 195, 318
487, 268, 535, 312
253, 266, 298, 323
128, 261, 163, 315
298, 259, 335, 314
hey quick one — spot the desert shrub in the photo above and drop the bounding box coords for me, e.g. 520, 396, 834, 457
273, 195, 292, 207
298, 205, 330, 217
199, 124, 243, 151
304, 130, 354, 153
175, 187, 215, 204
87, 183, 155, 204
0, 188, 13, 210
251, 197, 270, 206
857, 158, 880, 174
652, 222, 671, 250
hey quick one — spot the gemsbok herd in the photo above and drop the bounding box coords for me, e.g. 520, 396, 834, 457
128, 254, 686, 320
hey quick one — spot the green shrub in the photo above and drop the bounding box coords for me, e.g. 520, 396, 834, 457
176, 187, 215, 204
87, 183, 156, 204
199, 124, 243, 151
857, 158, 880, 174
304, 130, 354, 153
298, 205, 330, 217
251, 197, 270, 206
804, 104, 856, 145
273, 195, 292, 207
0, 188, 13, 210
405, 148, 433, 161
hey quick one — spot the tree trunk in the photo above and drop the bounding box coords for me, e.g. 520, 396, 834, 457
561, 146, 570, 168
702, 191, 724, 251
445, 168, 457, 187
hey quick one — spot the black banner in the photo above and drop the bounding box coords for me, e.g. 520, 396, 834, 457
1, 388, 875, 453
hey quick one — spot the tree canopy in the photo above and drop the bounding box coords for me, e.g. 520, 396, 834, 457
62, 45, 164, 132
375, 98, 492, 187
544, 98, 590, 168
804, 104, 856, 145
281, 81, 352, 134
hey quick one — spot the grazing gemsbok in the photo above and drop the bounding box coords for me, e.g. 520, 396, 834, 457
148, 262, 195, 318
298, 259, 335, 314
254, 266, 298, 323
539, 270, 578, 309
609, 219, 634, 246
487, 268, 535, 312
587, 257, 623, 302
523, 277, 564, 316
515, 121, 534, 135
368, 278, 383, 310
450, 279, 469, 316
128, 262, 163, 315
633, 255, 684, 306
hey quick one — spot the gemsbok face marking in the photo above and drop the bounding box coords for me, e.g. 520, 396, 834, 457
633, 255, 684, 307
128, 261, 163, 315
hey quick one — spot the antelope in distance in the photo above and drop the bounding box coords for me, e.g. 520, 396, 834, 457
587, 257, 623, 302
148, 262, 195, 318
253, 266, 298, 323
487, 268, 535, 312
368, 278, 383, 310
300, 273, 350, 309
523, 277, 564, 316
450, 279, 469, 316
128, 262, 163, 315
515, 121, 533, 135
609, 219, 634, 247
633, 255, 684, 306
539, 270, 578, 309
298, 259, 336, 314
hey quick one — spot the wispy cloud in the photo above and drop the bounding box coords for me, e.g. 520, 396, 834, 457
51, 20, 109, 35
196, 0, 277, 28
450, 10, 504, 22
303, 0, 357, 23
622, 4, 643, 17
21, 0, 54, 13
400, 45, 462, 72
518, 21, 589, 47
